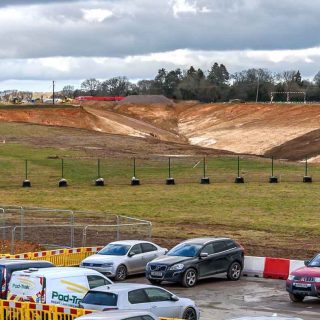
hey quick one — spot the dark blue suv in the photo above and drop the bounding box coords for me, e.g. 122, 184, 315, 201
146, 237, 244, 287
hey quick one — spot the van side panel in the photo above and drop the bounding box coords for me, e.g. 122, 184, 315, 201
46, 276, 89, 307
8, 274, 44, 302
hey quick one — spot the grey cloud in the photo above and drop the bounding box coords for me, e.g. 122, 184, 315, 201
0, 0, 319, 59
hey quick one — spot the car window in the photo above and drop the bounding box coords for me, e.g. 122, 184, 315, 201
212, 241, 227, 253
224, 240, 236, 249
201, 243, 214, 255
87, 275, 110, 289
141, 243, 157, 253
144, 288, 172, 302
81, 291, 118, 306
129, 244, 142, 255
128, 289, 149, 304
309, 254, 320, 267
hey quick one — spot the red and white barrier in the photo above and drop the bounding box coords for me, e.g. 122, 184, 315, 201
243, 256, 304, 280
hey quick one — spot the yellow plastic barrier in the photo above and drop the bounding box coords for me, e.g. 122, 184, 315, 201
0, 300, 93, 320
0, 247, 103, 267
0, 300, 181, 320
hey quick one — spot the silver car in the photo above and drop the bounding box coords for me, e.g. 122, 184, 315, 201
80, 240, 167, 281
75, 310, 159, 320
80, 283, 200, 320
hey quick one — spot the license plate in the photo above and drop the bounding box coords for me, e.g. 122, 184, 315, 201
151, 271, 163, 277
293, 283, 311, 288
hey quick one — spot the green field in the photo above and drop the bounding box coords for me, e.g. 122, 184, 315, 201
0, 138, 319, 259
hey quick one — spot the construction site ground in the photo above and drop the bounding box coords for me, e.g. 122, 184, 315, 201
0, 101, 319, 258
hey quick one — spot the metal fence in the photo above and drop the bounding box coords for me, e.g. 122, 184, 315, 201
0, 205, 152, 254
0, 155, 318, 187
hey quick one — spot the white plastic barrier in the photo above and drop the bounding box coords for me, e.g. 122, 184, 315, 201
289, 259, 305, 274
243, 256, 266, 277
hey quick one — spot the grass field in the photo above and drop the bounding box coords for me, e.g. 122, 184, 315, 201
0, 122, 319, 259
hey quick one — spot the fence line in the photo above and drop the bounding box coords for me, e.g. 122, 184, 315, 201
0, 205, 152, 254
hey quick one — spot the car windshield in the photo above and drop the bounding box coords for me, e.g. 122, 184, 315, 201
167, 243, 202, 257
98, 244, 131, 256
308, 254, 320, 267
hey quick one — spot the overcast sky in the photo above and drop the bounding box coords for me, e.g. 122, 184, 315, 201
1, 0, 320, 91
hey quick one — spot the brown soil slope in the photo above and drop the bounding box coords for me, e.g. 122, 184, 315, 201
1, 102, 320, 160
178, 103, 320, 155
265, 128, 320, 161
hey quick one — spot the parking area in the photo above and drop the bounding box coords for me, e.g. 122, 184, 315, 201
127, 275, 320, 320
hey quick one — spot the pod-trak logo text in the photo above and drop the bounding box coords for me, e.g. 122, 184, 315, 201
52, 291, 82, 305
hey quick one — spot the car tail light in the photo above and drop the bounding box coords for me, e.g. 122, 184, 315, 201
103, 307, 118, 311
236, 242, 245, 254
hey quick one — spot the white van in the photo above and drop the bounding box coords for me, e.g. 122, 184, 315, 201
8, 267, 112, 307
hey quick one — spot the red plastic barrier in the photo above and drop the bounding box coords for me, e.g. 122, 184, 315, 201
263, 257, 290, 280
75, 96, 125, 101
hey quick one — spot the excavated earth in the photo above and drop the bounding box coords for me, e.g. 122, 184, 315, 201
0, 101, 320, 160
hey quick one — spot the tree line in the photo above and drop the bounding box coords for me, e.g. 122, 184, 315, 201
62, 64, 320, 102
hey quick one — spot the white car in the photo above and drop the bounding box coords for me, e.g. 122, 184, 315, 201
80, 283, 199, 320
75, 310, 159, 320
230, 317, 303, 320
80, 240, 167, 281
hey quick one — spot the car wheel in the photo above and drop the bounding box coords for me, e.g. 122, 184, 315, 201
148, 279, 162, 285
227, 261, 242, 281
115, 265, 127, 281
289, 293, 305, 302
182, 307, 197, 320
182, 269, 197, 287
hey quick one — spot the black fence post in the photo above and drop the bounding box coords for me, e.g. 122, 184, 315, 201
166, 157, 175, 185
22, 159, 31, 187
235, 156, 244, 183
131, 157, 140, 185
269, 156, 278, 183
201, 156, 210, 184
303, 157, 312, 183
95, 159, 105, 186
59, 158, 68, 187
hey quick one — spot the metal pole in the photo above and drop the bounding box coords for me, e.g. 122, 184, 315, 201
255, 73, 260, 103
237, 156, 240, 177
116, 215, 120, 240
53, 80, 55, 105
11, 227, 16, 254
133, 158, 136, 177
61, 158, 64, 179
25, 160, 28, 180
168, 157, 171, 178
98, 159, 100, 178
20, 207, 24, 241
148, 222, 152, 241
271, 156, 274, 176
203, 157, 206, 178
305, 157, 308, 176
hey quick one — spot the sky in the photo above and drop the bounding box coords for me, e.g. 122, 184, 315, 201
0, 0, 320, 91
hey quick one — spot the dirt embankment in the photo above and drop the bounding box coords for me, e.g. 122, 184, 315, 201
1, 101, 320, 160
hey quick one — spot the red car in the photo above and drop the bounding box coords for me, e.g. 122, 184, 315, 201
286, 254, 320, 302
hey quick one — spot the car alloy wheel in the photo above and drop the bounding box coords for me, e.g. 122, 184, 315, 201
227, 262, 241, 280
115, 265, 127, 281
183, 307, 197, 320
183, 269, 197, 287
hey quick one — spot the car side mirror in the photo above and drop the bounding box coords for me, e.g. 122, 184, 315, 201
200, 252, 209, 259
128, 252, 136, 257
304, 260, 309, 266
171, 294, 179, 301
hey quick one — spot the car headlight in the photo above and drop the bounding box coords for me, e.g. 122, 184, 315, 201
287, 274, 295, 280
102, 263, 114, 267
314, 277, 320, 282
169, 264, 184, 271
